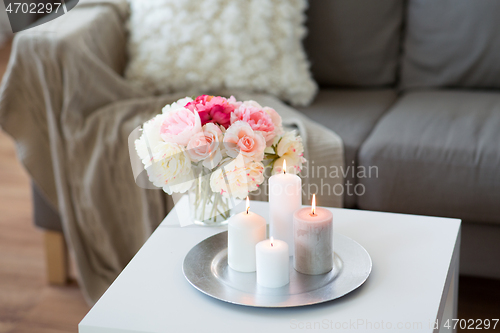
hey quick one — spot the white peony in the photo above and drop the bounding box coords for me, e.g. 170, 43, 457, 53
135, 113, 167, 168
246, 161, 265, 191
273, 131, 306, 175
210, 155, 264, 199
146, 141, 194, 194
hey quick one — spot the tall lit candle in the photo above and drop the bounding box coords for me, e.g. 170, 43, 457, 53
228, 197, 266, 272
293, 194, 333, 275
269, 160, 302, 256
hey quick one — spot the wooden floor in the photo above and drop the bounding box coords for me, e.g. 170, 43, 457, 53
0, 129, 89, 333
0, 40, 89, 333
0, 39, 499, 333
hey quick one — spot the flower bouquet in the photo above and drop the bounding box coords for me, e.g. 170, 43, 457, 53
135, 95, 306, 225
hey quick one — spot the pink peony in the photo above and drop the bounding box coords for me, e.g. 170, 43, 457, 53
186, 95, 240, 128
264, 106, 284, 138
272, 130, 306, 175
186, 123, 223, 169
231, 101, 276, 146
160, 107, 201, 146
223, 121, 266, 162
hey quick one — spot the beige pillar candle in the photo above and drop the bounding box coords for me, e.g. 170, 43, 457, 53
293, 194, 333, 275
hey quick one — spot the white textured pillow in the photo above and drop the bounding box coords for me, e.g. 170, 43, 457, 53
125, 0, 317, 106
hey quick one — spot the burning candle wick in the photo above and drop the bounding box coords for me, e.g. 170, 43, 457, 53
310, 193, 317, 217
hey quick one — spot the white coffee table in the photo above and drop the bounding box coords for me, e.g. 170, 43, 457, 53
79, 197, 461, 333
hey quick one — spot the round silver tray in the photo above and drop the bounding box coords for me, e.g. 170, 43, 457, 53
183, 231, 372, 308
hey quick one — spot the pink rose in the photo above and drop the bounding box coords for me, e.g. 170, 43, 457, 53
186, 123, 223, 169
231, 101, 276, 146
186, 95, 240, 128
160, 107, 201, 146
224, 121, 266, 162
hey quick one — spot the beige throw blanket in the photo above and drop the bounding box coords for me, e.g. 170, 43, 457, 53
0, 0, 343, 305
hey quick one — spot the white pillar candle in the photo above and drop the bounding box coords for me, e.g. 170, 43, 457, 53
293, 194, 334, 275
269, 160, 302, 256
228, 197, 266, 272
255, 237, 289, 288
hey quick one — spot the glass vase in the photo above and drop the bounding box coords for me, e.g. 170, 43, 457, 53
187, 165, 232, 226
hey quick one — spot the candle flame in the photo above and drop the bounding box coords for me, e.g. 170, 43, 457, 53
246, 196, 250, 214
311, 194, 317, 216
270, 236, 274, 247
283, 159, 286, 174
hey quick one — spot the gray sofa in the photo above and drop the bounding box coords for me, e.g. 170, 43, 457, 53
33, 0, 500, 279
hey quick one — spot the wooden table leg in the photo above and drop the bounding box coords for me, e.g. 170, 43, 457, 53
43, 230, 69, 285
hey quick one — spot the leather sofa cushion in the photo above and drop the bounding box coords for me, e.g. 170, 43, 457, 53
296, 89, 398, 208
304, 0, 403, 87
401, 0, 500, 90
358, 91, 500, 224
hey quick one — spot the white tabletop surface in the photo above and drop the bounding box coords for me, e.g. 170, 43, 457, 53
79, 198, 461, 333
